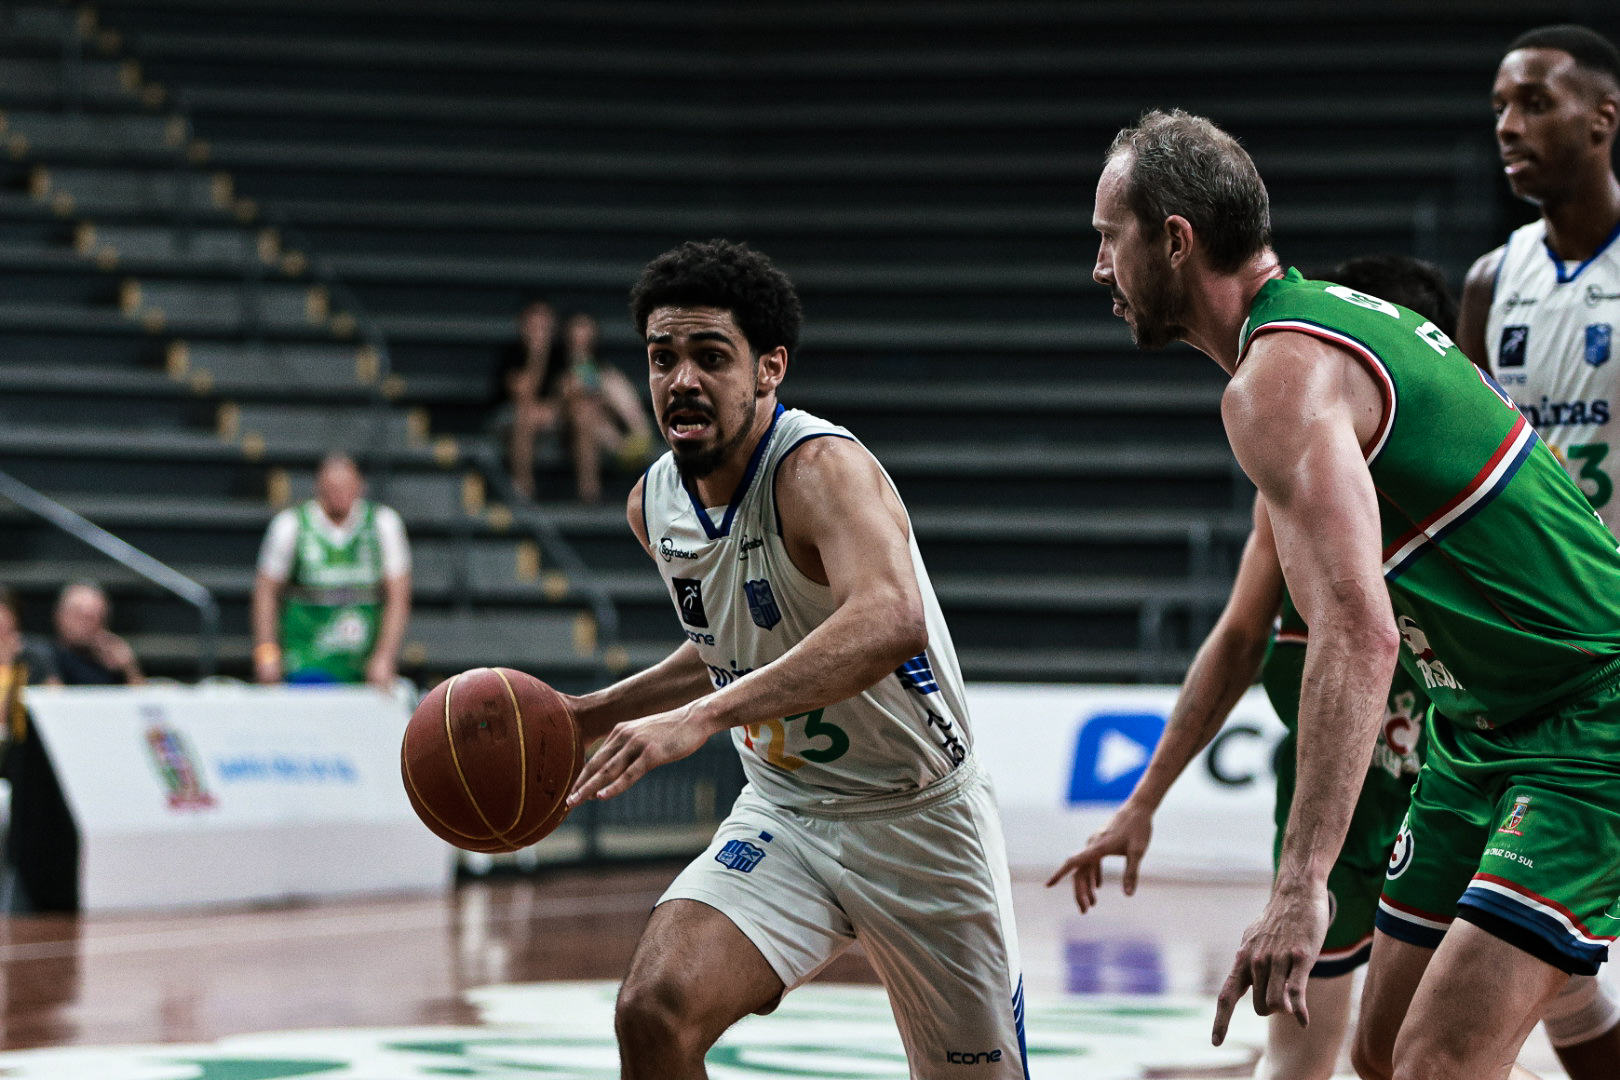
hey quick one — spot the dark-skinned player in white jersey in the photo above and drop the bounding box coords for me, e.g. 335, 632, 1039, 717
560, 240, 1026, 1080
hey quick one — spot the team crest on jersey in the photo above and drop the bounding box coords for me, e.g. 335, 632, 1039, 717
743, 579, 781, 630
1499, 325, 1529, 368
1497, 794, 1531, 836
672, 577, 708, 627
1586, 323, 1612, 367
715, 838, 766, 873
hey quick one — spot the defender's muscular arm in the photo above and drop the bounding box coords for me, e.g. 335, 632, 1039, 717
1211, 329, 1400, 1044
1457, 247, 1505, 372
1049, 495, 1285, 910
565, 476, 721, 744
568, 438, 927, 805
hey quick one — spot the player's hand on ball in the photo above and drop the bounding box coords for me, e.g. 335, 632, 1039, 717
1211, 878, 1330, 1046
1045, 801, 1154, 913
567, 704, 716, 806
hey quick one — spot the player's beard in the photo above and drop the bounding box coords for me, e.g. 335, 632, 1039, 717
1126, 250, 1189, 350
668, 392, 760, 481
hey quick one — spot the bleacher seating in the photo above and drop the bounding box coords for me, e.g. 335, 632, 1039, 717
1, 0, 1611, 687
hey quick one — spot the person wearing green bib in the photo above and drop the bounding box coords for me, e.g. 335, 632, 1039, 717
252, 454, 411, 689
1084, 109, 1620, 1079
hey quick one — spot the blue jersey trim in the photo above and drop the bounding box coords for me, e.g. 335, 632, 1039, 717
770, 430, 858, 538
685, 404, 785, 541
1373, 907, 1446, 950
1544, 218, 1620, 285
1309, 940, 1372, 979
1459, 885, 1609, 975
1013, 975, 1031, 1080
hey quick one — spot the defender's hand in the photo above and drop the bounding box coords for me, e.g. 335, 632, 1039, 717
1211, 880, 1330, 1045
1045, 802, 1154, 913
567, 705, 716, 806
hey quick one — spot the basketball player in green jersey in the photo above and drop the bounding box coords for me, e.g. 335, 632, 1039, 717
1053, 256, 1437, 1080
1089, 109, 1620, 1079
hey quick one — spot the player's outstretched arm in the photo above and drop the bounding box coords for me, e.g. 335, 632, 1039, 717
1210, 330, 1399, 1046
1048, 495, 1285, 911
568, 437, 928, 805
1456, 246, 1504, 373
564, 476, 719, 744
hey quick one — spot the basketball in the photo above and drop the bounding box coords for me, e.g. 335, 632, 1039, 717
400, 667, 584, 852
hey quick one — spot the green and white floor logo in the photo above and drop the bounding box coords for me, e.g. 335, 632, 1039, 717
0, 982, 1264, 1079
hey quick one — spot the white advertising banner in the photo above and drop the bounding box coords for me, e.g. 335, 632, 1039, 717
23, 684, 453, 910
966, 683, 1288, 880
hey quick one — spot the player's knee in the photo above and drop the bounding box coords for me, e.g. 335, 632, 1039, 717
1349, 1026, 1394, 1080
615, 977, 702, 1059
1388, 1028, 1471, 1080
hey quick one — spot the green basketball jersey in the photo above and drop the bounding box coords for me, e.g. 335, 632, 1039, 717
281, 500, 383, 682
1242, 269, 1620, 730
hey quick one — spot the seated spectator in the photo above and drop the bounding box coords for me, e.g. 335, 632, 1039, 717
495, 302, 654, 504
494, 299, 568, 501
0, 585, 60, 702
252, 453, 411, 689
556, 311, 654, 505
49, 582, 143, 686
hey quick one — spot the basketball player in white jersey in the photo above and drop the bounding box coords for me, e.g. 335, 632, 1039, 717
1451, 25, 1620, 1076
1459, 25, 1620, 537
559, 239, 1026, 1079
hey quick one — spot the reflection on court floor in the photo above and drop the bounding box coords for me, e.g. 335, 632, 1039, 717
0, 980, 1266, 1079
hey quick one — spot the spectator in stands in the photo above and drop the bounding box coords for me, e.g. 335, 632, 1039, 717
496, 302, 654, 504
49, 582, 143, 686
252, 453, 411, 690
0, 586, 72, 914
495, 299, 568, 501
0, 586, 59, 700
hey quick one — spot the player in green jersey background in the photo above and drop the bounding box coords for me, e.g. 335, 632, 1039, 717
1089, 108, 1620, 1079
252, 453, 412, 688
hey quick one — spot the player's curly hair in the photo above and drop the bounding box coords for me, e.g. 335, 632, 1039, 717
629, 239, 803, 359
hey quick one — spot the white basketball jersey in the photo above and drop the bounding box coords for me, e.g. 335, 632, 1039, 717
1486, 218, 1620, 531
642, 405, 973, 809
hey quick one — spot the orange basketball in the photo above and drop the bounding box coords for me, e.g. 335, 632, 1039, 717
400, 667, 583, 852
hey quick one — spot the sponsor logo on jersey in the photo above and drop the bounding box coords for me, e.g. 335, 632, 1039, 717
924, 708, 968, 766
707, 660, 755, 688
743, 578, 781, 630
1499, 324, 1530, 368
1587, 286, 1620, 308
1387, 814, 1415, 879
1587, 323, 1612, 367
1503, 292, 1539, 313
895, 652, 941, 695
672, 577, 709, 627
1497, 794, 1531, 836
1397, 616, 1466, 693
1517, 397, 1610, 427
659, 537, 698, 562
737, 533, 764, 561
1373, 691, 1423, 780
714, 838, 766, 873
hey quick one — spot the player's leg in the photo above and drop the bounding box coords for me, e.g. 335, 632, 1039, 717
615, 899, 784, 1079
1388, 919, 1565, 1080
1255, 973, 1354, 1080
1352, 932, 1434, 1080
1547, 974, 1620, 1079
835, 765, 1028, 1078
617, 787, 856, 1079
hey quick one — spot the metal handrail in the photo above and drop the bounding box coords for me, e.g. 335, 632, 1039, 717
0, 469, 220, 678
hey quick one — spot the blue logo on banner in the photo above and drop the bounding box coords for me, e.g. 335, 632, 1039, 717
1066, 712, 1166, 804
715, 839, 766, 873
1587, 323, 1612, 367
1499, 325, 1529, 368
744, 579, 781, 630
